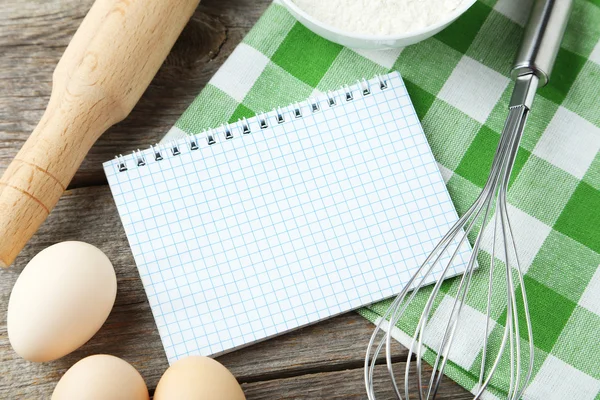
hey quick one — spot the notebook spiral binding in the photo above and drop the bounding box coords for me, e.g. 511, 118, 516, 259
114, 74, 390, 172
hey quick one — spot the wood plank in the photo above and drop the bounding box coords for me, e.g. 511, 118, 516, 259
0, 186, 469, 398
241, 364, 474, 400
0, 0, 272, 188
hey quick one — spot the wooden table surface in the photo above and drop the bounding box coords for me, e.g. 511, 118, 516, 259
0, 1, 471, 398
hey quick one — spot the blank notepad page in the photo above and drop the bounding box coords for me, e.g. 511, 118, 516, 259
104, 72, 469, 363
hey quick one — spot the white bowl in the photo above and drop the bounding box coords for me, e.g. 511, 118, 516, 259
279, 0, 477, 49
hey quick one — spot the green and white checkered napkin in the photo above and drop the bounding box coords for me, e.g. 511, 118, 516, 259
162, 0, 600, 398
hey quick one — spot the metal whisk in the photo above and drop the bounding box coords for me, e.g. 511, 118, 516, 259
365, 1, 573, 398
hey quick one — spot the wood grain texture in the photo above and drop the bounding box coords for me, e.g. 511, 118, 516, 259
0, 0, 267, 189
0, 0, 201, 267
0, 0, 471, 398
241, 364, 473, 399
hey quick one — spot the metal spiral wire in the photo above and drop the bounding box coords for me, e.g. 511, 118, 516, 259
114, 77, 383, 173
365, 105, 535, 399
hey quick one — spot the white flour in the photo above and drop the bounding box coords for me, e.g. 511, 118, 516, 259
292, 0, 466, 36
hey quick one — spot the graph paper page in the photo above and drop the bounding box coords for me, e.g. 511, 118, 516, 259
104, 72, 470, 363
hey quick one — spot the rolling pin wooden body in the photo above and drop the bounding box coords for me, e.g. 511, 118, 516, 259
0, 0, 200, 267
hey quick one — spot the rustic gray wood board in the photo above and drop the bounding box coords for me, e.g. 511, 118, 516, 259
0, 0, 261, 189
0, 0, 471, 398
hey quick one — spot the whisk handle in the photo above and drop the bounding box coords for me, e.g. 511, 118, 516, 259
511, 0, 573, 86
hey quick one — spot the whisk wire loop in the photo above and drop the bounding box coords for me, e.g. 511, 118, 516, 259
365, 101, 535, 400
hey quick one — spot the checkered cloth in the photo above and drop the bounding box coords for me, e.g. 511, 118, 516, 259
162, 0, 600, 398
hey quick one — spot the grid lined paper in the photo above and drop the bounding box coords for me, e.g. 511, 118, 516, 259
104, 72, 470, 363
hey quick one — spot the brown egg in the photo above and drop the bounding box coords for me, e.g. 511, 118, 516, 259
51, 354, 149, 400
154, 356, 245, 400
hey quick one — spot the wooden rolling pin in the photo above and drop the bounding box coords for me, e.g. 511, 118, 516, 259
0, 0, 200, 268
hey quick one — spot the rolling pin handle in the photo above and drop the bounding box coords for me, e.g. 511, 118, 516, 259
0, 0, 200, 267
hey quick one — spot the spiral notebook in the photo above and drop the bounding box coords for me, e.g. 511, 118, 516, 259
103, 72, 470, 363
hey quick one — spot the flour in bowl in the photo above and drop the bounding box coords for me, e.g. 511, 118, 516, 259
292, 0, 466, 36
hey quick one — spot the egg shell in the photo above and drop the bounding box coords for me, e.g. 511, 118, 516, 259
8, 241, 117, 362
154, 356, 246, 400
51, 354, 149, 400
